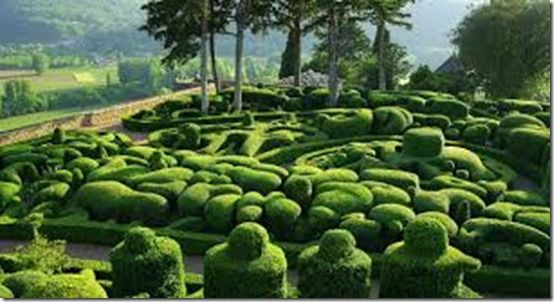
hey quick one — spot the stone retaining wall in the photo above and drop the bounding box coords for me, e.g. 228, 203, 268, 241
0, 85, 204, 146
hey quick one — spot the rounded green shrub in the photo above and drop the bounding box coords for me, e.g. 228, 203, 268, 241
110, 227, 186, 298
0, 284, 13, 298
413, 190, 450, 214
309, 168, 359, 187
204, 194, 241, 233
137, 181, 187, 206
380, 217, 481, 298
237, 205, 263, 223
514, 211, 550, 234
265, 197, 302, 239
373, 106, 413, 135
369, 204, 415, 229
364, 182, 411, 206
283, 175, 312, 210
313, 182, 373, 215
26, 270, 106, 298
429, 175, 488, 198
177, 123, 202, 149
0, 181, 21, 209
320, 109, 373, 138
236, 191, 266, 209
507, 128, 550, 165
499, 190, 549, 206
177, 183, 212, 216
403, 127, 445, 157
417, 211, 458, 238
308, 206, 340, 233
65, 157, 99, 175
297, 229, 372, 298
425, 98, 469, 120
440, 188, 486, 217
458, 218, 550, 255
228, 166, 282, 194
360, 168, 419, 191
33, 183, 71, 205
73, 181, 169, 223
339, 218, 381, 251
462, 124, 490, 145
129, 167, 194, 186
203, 223, 287, 298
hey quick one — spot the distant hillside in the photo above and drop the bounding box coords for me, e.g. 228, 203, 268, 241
0, 0, 147, 43
0, 0, 482, 67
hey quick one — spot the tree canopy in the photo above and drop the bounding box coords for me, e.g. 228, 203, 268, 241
452, 0, 550, 98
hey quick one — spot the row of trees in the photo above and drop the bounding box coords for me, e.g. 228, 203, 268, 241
141, 0, 414, 113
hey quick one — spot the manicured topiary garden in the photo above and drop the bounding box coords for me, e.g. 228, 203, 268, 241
0, 86, 550, 298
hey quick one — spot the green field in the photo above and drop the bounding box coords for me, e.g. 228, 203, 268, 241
0, 65, 119, 95
0, 105, 102, 132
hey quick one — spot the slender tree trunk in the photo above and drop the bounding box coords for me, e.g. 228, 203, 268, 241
293, 19, 302, 87
328, 9, 339, 106
233, 21, 245, 112
208, 0, 221, 94
200, 0, 209, 114
377, 20, 387, 90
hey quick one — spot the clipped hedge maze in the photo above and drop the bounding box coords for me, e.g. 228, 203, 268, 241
0, 87, 550, 298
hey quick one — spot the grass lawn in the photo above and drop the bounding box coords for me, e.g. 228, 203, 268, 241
0, 106, 102, 132
0, 65, 119, 95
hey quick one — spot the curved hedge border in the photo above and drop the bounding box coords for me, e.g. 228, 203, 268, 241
0, 216, 548, 297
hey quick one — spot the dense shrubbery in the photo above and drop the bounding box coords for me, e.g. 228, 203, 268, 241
297, 229, 372, 298
380, 217, 481, 298
203, 223, 287, 298
0, 86, 550, 298
110, 227, 187, 298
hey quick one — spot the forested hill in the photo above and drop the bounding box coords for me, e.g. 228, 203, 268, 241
0, 0, 481, 67
0, 0, 146, 44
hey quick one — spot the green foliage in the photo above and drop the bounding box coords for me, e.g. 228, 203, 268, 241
13, 233, 68, 274
507, 128, 550, 166
360, 168, 419, 191
319, 109, 374, 138
458, 218, 550, 267
227, 166, 282, 194
308, 206, 340, 234
4, 270, 107, 298
110, 227, 186, 298
73, 181, 169, 223
283, 175, 313, 210
31, 53, 49, 75
0, 284, 13, 298
453, 0, 550, 98
297, 229, 372, 298
373, 106, 413, 134
403, 127, 445, 157
365, 182, 411, 206
313, 182, 373, 215
203, 223, 287, 298
118, 59, 173, 92
204, 194, 241, 234
309, 168, 359, 187
462, 124, 490, 145
265, 197, 302, 239
380, 217, 481, 298
237, 205, 263, 223
2, 80, 46, 117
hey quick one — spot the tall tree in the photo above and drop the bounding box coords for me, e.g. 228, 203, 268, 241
141, 0, 232, 113
200, 0, 209, 113
271, 0, 316, 87
230, 0, 272, 112
367, 0, 413, 90
312, 0, 369, 106
453, 0, 549, 98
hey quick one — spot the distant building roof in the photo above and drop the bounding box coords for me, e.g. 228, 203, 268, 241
435, 54, 462, 74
